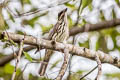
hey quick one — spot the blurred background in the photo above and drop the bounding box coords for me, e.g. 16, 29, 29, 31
0, 0, 120, 80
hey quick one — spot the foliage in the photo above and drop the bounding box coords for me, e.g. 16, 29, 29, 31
0, 0, 120, 79
66, 70, 85, 80
29, 74, 52, 80
21, 12, 48, 28
50, 59, 62, 70
105, 72, 120, 80
80, 0, 92, 14
23, 51, 33, 62
0, 63, 21, 80
115, 0, 120, 7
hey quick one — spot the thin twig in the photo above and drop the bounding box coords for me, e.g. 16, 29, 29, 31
67, 54, 73, 80
95, 53, 102, 80
15, 0, 71, 17
0, 0, 9, 7
6, 6, 17, 17
17, 62, 31, 80
17, 61, 40, 80
80, 65, 98, 80
11, 39, 24, 80
2, 0, 71, 19
74, 0, 82, 26
67, 35, 76, 80
11, 45, 17, 58
6, 30, 17, 58
35, 37, 42, 60
1, 0, 17, 17
56, 46, 69, 80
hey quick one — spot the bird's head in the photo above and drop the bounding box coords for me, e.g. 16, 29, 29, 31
58, 8, 67, 22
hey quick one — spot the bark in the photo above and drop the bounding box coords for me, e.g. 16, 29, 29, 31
70, 19, 120, 36
0, 19, 120, 66
1, 32, 120, 68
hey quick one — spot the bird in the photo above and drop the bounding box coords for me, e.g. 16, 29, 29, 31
39, 8, 69, 76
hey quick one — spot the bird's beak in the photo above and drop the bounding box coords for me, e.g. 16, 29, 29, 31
58, 8, 67, 20
64, 8, 67, 12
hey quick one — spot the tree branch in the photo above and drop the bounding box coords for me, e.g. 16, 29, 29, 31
11, 39, 24, 80
56, 46, 69, 80
70, 19, 120, 36
80, 65, 98, 80
1, 32, 120, 68
0, 46, 36, 66
14, 0, 70, 17
0, 19, 120, 66
95, 53, 102, 80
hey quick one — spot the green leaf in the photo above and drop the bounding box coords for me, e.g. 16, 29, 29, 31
115, 0, 120, 7
88, 3, 93, 11
68, 16, 73, 28
76, 70, 85, 74
23, 51, 32, 62
115, 0, 119, 4
22, 12, 48, 28
96, 38, 99, 51
80, 0, 92, 14
50, 59, 61, 70
82, 19, 87, 25
67, 72, 85, 80
101, 28, 114, 35
1, 35, 9, 42
100, 28, 120, 51
99, 10, 105, 21
78, 19, 87, 27
79, 40, 89, 48
15, 9, 21, 16
9, 39, 17, 46
112, 8, 116, 19
110, 29, 120, 51
65, 3, 76, 9
7, 10, 15, 22
4, 63, 14, 74
29, 73, 52, 80
82, 0, 92, 9
0, 67, 10, 79
23, 0, 31, 4
105, 72, 120, 78
28, 8, 38, 12
16, 30, 24, 35
40, 24, 53, 34
3, 42, 11, 48
96, 33, 108, 53
20, 0, 31, 7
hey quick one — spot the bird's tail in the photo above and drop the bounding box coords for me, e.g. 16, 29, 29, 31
39, 49, 53, 76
